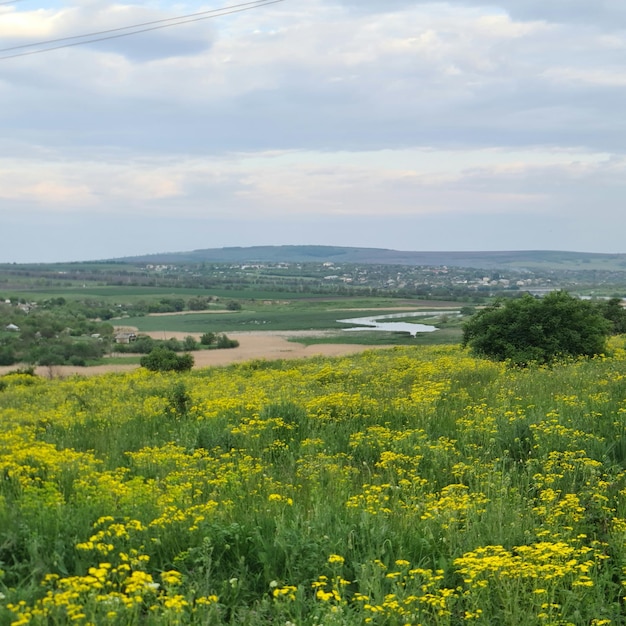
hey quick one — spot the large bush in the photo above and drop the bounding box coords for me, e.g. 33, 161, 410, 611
140, 347, 194, 372
462, 290, 611, 365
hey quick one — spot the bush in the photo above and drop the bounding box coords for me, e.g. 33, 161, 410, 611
183, 336, 198, 351
0, 347, 16, 366
200, 332, 216, 346
462, 291, 611, 366
216, 334, 239, 349
115, 336, 155, 354
140, 348, 194, 372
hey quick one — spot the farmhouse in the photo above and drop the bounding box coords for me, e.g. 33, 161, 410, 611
114, 332, 137, 344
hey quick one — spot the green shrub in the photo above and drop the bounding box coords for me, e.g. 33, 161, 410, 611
216, 334, 239, 349
140, 347, 194, 372
462, 290, 611, 365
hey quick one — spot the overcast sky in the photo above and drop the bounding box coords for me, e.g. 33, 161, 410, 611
1, 0, 625, 262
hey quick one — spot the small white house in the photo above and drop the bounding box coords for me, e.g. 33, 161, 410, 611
114, 332, 137, 344
5, 323, 20, 332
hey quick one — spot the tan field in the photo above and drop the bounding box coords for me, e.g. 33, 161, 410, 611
0, 331, 393, 378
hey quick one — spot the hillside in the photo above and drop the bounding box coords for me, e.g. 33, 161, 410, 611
2, 344, 626, 624
117, 245, 626, 271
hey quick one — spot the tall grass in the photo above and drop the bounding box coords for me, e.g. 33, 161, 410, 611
1, 344, 626, 624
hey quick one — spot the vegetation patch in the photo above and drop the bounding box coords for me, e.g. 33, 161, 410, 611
462, 291, 616, 365
2, 343, 626, 623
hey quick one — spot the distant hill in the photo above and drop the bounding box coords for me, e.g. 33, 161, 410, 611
117, 246, 626, 272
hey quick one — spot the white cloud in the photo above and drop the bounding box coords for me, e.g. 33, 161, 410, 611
0, 148, 617, 224
338, 0, 626, 29
0, 0, 625, 259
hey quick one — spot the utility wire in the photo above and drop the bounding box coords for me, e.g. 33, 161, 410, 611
0, 0, 27, 5
0, 0, 277, 52
0, 0, 284, 60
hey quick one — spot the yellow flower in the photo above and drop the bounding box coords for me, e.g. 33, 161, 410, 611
161, 570, 183, 586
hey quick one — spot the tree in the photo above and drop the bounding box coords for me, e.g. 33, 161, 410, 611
0, 347, 16, 366
462, 291, 611, 366
140, 348, 194, 372
596, 297, 626, 334
216, 333, 239, 349
188, 297, 209, 311
183, 335, 198, 351
200, 332, 216, 346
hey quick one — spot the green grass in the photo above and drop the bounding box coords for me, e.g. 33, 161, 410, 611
120, 311, 330, 333
292, 326, 464, 346
120, 308, 439, 334
3, 345, 626, 624
2, 284, 432, 304
86, 355, 142, 365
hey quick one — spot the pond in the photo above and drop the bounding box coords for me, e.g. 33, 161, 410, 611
337, 311, 458, 337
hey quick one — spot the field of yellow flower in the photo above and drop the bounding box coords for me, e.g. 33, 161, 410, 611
2, 344, 626, 624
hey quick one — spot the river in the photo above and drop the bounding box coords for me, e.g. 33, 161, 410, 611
337, 311, 459, 337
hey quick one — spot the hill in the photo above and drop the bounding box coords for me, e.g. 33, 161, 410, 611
2, 344, 626, 624
117, 245, 626, 271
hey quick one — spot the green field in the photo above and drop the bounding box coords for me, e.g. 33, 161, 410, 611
85, 355, 142, 366
120, 307, 458, 335
0, 281, 466, 369
1, 285, 334, 303
289, 326, 464, 346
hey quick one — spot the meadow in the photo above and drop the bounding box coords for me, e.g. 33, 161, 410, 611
2, 343, 626, 624
120, 304, 462, 337
290, 326, 463, 347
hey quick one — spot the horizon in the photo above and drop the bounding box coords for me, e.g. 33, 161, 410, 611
3, 244, 626, 266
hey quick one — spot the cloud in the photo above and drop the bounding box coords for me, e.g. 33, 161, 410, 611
1, 0, 623, 157
0, 1, 215, 61
336, 0, 626, 28
0, 148, 618, 226
0, 0, 625, 259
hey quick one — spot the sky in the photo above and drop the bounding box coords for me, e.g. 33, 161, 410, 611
1, 0, 626, 262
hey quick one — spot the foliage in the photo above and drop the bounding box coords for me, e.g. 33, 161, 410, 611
200, 332, 216, 346
115, 336, 197, 355
216, 333, 239, 349
462, 291, 611, 365
0, 300, 113, 366
198, 332, 238, 349
114, 334, 158, 354
596, 297, 626, 334
3, 346, 626, 623
187, 296, 212, 311
140, 347, 194, 372
183, 335, 198, 351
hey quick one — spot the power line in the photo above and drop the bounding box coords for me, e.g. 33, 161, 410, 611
0, 0, 285, 60
0, 0, 27, 5
0, 0, 278, 52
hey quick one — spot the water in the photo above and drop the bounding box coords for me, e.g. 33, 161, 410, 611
337, 311, 458, 337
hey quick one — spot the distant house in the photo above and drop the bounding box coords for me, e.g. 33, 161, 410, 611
114, 332, 137, 344
5, 323, 20, 331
